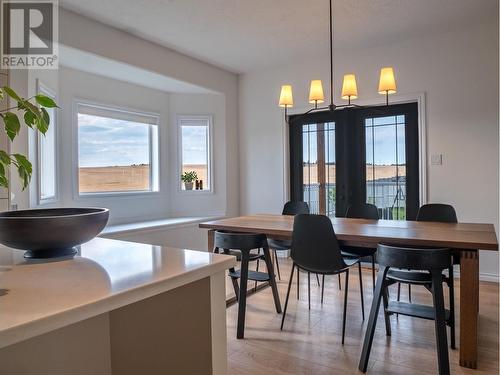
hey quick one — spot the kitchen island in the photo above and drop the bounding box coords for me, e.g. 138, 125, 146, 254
0, 237, 236, 375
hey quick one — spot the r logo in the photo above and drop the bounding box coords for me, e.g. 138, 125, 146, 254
1, 1, 58, 69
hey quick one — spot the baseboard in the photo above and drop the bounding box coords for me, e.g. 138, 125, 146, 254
479, 272, 500, 283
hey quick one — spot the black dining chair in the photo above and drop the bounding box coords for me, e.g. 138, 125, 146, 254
280, 214, 364, 344
341, 203, 379, 290
214, 231, 281, 339
393, 203, 457, 349
267, 201, 321, 298
359, 244, 453, 375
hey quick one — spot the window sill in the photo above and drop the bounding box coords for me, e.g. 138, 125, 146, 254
100, 216, 223, 236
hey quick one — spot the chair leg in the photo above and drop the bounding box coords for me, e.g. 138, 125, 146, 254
371, 255, 376, 290
338, 273, 342, 290
262, 243, 282, 313
358, 262, 365, 321
342, 269, 349, 345
315, 273, 320, 287
321, 274, 325, 304
281, 264, 295, 330
297, 269, 300, 300
431, 270, 450, 375
223, 248, 240, 302
448, 266, 456, 350
358, 266, 390, 373
382, 282, 392, 336
396, 282, 401, 318
254, 250, 260, 292
308, 272, 311, 310
274, 250, 281, 280
236, 251, 250, 339
408, 283, 412, 303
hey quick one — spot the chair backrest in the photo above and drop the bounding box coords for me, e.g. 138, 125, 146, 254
377, 244, 451, 271
417, 204, 457, 223
214, 231, 267, 252
282, 201, 310, 216
346, 203, 379, 220
291, 214, 346, 273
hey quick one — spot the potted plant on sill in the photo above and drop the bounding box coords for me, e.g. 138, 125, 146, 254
181, 171, 198, 190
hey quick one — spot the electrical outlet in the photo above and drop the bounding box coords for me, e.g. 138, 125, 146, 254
431, 154, 443, 165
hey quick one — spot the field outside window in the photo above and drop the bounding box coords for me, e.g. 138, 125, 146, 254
77, 103, 159, 195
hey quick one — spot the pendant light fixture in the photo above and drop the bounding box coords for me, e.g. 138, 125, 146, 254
278, 0, 397, 118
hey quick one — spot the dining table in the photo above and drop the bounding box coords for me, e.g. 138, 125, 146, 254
199, 214, 498, 370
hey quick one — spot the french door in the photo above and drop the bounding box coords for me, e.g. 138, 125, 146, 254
289, 103, 419, 220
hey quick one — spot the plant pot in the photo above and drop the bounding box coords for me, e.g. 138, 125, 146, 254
185, 182, 194, 190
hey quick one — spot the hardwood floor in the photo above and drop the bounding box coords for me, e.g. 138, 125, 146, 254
225, 258, 499, 374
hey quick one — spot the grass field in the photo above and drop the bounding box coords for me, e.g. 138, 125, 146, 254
79, 164, 208, 193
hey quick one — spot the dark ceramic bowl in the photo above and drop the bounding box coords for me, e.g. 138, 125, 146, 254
0, 207, 109, 259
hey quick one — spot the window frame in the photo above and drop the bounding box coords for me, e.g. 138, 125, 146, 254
177, 115, 214, 194
36, 80, 59, 205
73, 99, 161, 198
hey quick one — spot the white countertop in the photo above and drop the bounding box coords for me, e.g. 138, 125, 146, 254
0, 237, 236, 349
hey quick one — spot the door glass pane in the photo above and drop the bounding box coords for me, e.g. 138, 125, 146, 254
302, 122, 335, 217
365, 115, 406, 220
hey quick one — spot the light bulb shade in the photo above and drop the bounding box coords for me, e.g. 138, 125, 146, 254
279, 85, 293, 107
378, 67, 397, 94
308, 80, 325, 104
341, 74, 358, 100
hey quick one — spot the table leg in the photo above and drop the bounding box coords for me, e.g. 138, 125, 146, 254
207, 229, 215, 252
459, 249, 479, 369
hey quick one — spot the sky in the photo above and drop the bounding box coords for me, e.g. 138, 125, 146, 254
78, 114, 208, 167
303, 116, 406, 165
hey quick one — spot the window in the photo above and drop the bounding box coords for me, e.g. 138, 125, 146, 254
37, 82, 57, 203
77, 103, 159, 195
178, 116, 212, 191
365, 115, 406, 219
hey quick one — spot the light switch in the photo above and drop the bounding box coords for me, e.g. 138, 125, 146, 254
431, 154, 443, 165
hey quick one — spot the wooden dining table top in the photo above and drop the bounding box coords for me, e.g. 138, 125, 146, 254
199, 214, 498, 251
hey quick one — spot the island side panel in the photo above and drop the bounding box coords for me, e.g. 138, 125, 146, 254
0, 313, 112, 375
210, 271, 228, 375
109, 277, 213, 375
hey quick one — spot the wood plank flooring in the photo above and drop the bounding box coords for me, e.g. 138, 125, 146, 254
225, 258, 499, 374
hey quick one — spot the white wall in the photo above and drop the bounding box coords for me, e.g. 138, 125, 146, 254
59, 8, 240, 217
239, 20, 499, 279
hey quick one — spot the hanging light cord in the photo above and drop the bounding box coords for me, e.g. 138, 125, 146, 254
329, 0, 334, 109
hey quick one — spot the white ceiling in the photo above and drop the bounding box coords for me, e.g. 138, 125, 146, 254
59, 0, 498, 74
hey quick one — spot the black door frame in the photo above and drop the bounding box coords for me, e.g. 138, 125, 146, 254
289, 102, 420, 220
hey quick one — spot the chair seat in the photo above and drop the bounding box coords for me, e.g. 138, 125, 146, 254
386, 301, 451, 322
226, 249, 263, 262
298, 257, 358, 275
268, 238, 291, 251
387, 269, 435, 285
341, 246, 377, 258
228, 270, 271, 282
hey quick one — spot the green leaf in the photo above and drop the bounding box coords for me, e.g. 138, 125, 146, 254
3, 112, 21, 141
41, 107, 50, 126
12, 154, 32, 190
35, 115, 48, 135
24, 110, 35, 128
35, 94, 57, 108
0, 150, 11, 166
0, 88, 3, 101
2, 86, 21, 101
0, 163, 7, 189
22, 101, 41, 117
